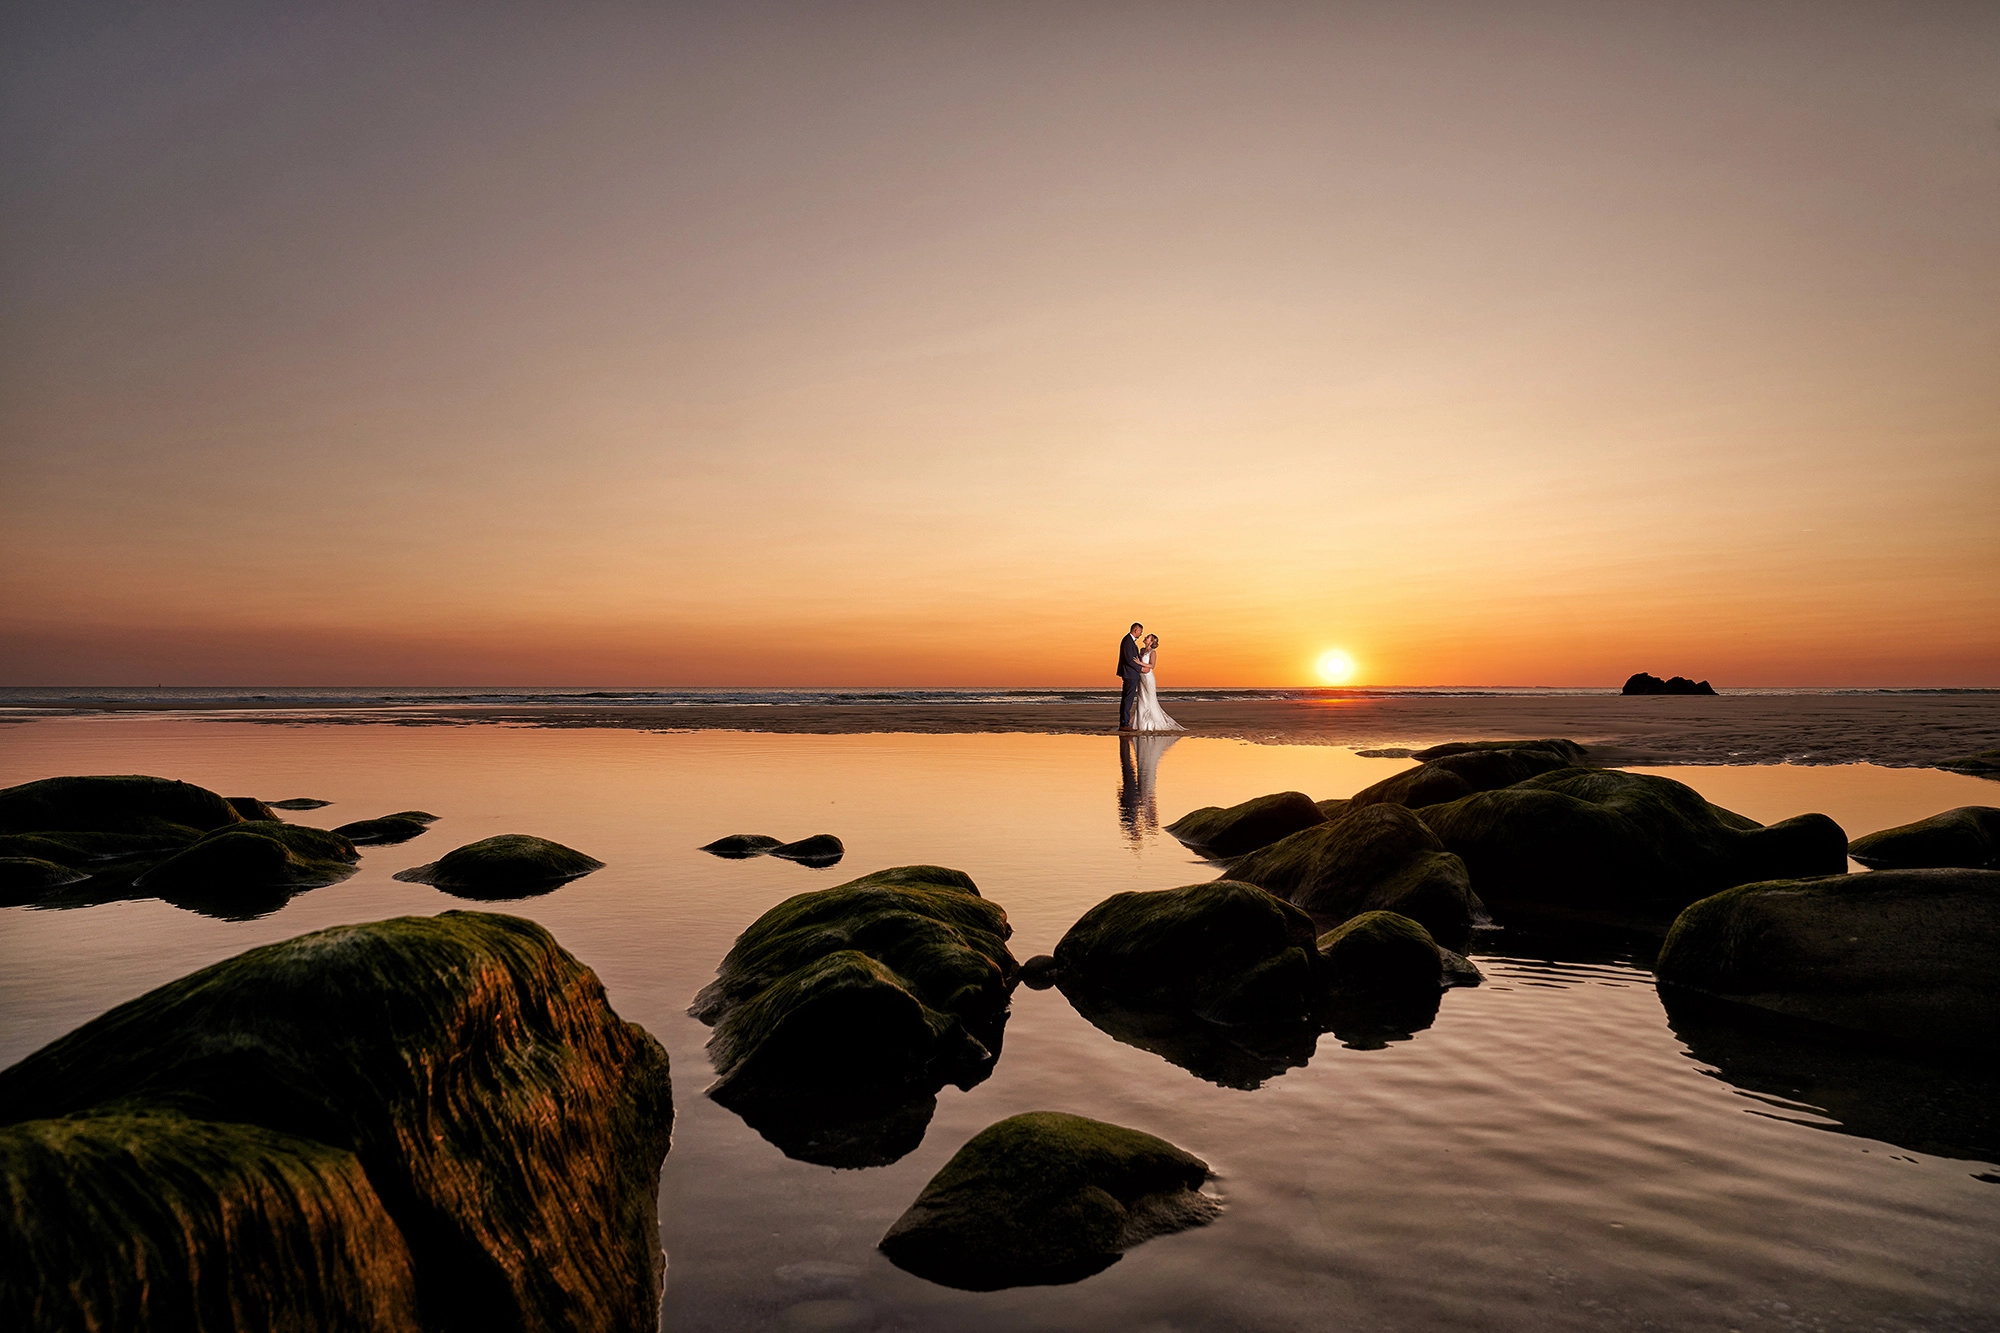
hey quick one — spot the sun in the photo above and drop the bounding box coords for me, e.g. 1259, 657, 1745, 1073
1316, 650, 1356, 684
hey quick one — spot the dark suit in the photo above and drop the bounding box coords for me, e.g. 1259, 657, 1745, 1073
1116, 632, 1145, 729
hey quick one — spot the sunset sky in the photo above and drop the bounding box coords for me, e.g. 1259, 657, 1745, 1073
3, 3, 1996, 687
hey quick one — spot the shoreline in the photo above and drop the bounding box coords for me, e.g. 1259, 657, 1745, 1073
9, 693, 1999, 770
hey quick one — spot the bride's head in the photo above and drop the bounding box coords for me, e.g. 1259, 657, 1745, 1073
1144, 634, 1159, 648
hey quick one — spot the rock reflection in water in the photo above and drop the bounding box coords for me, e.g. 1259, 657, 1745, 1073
1061, 988, 1319, 1089
1117, 734, 1179, 845
1661, 988, 2000, 1167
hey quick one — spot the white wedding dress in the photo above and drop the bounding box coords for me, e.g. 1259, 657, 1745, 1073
1131, 650, 1184, 733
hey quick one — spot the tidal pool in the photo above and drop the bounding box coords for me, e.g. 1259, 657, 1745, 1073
1, 717, 1995, 1331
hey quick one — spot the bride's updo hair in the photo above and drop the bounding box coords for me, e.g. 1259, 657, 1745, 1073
1145, 634, 1159, 647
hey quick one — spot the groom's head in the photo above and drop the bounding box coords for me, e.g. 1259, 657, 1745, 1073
1130, 623, 1143, 637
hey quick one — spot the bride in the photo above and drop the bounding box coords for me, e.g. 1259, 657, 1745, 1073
1131, 634, 1185, 733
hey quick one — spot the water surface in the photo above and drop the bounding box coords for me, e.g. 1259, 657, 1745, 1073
1, 717, 1995, 1331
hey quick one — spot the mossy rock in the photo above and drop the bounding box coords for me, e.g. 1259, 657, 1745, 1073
333, 817, 433, 847
135, 823, 360, 896
1655, 868, 2000, 1053
0, 856, 90, 902
691, 867, 1016, 1155
1224, 804, 1484, 943
380, 811, 438, 824
1938, 750, 2000, 779
770, 833, 844, 866
0, 775, 242, 840
1849, 807, 1999, 870
1164, 791, 1325, 858
392, 834, 604, 899
1417, 768, 1847, 925
1054, 880, 1320, 1025
0, 911, 675, 1331
1349, 739, 1587, 810
699, 834, 785, 858
227, 796, 281, 822
1313, 797, 1351, 821
1315, 911, 1447, 1000
0, 830, 188, 866
878, 1111, 1219, 1291
268, 797, 333, 811
0, 1113, 422, 1331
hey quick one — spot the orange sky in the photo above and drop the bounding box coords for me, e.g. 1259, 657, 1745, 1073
3, 4, 1996, 687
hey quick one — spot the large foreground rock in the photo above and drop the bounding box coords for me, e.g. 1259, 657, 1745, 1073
1347, 739, 1586, 810
878, 1112, 1218, 1290
1223, 804, 1484, 942
1418, 768, 1847, 924
1164, 791, 1325, 858
0, 912, 674, 1332
393, 834, 604, 899
1848, 807, 1999, 870
1655, 868, 2000, 1053
690, 866, 1017, 1165
1, 1114, 423, 1331
1054, 881, 1320, 1026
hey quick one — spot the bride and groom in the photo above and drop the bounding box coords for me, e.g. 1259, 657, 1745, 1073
1116, 622, 1184, 733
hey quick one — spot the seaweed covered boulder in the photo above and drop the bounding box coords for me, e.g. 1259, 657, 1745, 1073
1223, 804, 1484, 943
1054, 881, 1320, 1026
1164, 791, 1325, 858
0, 912, 674, 1332
1655, 868, 2000, 1054
690, 866, 1017, 1164
1848, 807, 1999, 870
1418, 768, 1847, 924
878, 1112, 1218, 1291
1347, 739, 1587, 810
0, 775, 243, 841
135, 823, 359, 898
393, 834, 604, 899
333, 816, 434, 847
269, 797, 333, 811
228, 796, 282, 822
1314, 911, 1478, 1049
1, 1114, 423, 1331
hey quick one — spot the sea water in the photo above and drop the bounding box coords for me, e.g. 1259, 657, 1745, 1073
1, 717, 1995, 1331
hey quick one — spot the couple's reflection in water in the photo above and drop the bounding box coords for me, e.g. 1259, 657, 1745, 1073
1117, 733, 1180, 846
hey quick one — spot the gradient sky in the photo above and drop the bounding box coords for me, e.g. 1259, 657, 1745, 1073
3, 2, 1996, 687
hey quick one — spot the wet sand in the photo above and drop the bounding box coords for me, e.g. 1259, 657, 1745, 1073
47, 691, 2000, 770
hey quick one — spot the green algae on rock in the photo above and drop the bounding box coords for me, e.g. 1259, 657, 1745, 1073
1316, 910, 1450, 1001
392, 834, 604, 899
0, 774, 243, 841
333, 816, 434, 846
1417, 768, 1847, 925
879, 1111, 1219, 1291
1655, 868, 2000, 1054
0, 911, 674, 1332
1054, 880, 1320, 1026
268, 797, 334, 810
1223, 803, 1485, 943
1348, 739, 1587, 810
227, 796, 282, 822
1164, 791, 1326, 858
691, 865, 1016, 1163
0, 1114, 423, 1332
1848, 807, 1999, 870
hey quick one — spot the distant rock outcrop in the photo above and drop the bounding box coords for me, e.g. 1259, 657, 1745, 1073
1622, 672, 1717, 696
1938, 750, 2000, 780
0, 912, 675, 1332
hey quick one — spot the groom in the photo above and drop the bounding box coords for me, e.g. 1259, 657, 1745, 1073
1116, 622, 1147, 731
